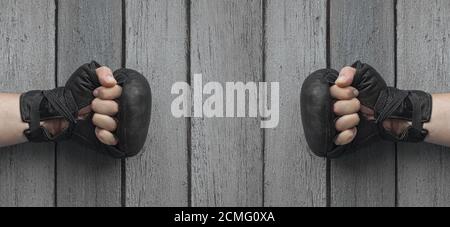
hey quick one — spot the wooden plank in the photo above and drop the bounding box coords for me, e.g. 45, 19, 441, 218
0, 0, 55, 207
125, 0, 189, 207
397, 0, 450, 207
330, 0, 396, 207
56, 0, 122, 207
264, 0, 327, 207
190, 0, 264, 207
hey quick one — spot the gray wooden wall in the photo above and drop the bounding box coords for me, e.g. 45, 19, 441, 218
0, 0, 449, 207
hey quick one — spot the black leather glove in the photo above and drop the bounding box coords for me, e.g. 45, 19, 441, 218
20, 61, 152, 159
301, 61, 432, 158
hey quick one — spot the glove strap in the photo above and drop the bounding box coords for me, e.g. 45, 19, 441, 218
23, 93, 48, 142
21, 88, 79, 142
374, 87, 432, 142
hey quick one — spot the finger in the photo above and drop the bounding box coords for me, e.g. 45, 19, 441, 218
335, 128, 358, 146
336, 66, 357, 88
91, 98, 119, 116
334, 98, 361, 116
96, 66, 117, 88
92, 114, 118, 132
95, 128, 118, 146
335, 113, 360, 132
330, 85, 359, 100
93, 85, 123, 100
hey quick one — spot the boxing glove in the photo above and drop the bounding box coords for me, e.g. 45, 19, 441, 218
20, 61, 152, 159
301, 61, 432, 158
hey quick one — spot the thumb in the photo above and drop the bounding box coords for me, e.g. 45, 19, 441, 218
336, 66, 356, 88
96, 66, 117, 88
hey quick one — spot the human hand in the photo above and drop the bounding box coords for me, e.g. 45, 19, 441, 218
86, 66, 123, 146
330, 66, 361, 145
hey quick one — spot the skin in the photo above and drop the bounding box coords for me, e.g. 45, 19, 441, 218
331, 67, 361, 145
333, 66, 450, 147
0, 66, 121, 148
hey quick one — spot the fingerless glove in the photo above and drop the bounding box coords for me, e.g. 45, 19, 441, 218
301, 61, 432, 158
20, 62, 152, 159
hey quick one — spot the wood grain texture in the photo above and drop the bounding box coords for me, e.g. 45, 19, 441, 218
330, 0, 396, 207
56, 0, 122, 207
125, 0, 188, 207
190, 0, 264, 207
397, 0, 450, 207
264, 0, 327, 207
0, 0, 55, 207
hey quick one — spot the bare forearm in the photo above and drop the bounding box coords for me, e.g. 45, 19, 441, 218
424, 94, 450, 147
0, 93, 28, 147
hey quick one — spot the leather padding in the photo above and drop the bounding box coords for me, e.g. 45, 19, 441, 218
114, 69, 152, 158
301, 69, 338, 158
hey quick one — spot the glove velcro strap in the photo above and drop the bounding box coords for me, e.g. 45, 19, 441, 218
21, 88, 79, 143
374, 87, 431, 142
23, 92, 48, 142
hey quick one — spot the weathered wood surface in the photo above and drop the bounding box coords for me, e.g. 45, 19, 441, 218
190, 0, 264, 207
4, 0, 450, 207
125, 0, 189, 207
397, 0, 450, 207
264, 0, 327, 207
330, 0, 396, 207
0, 0, 55, 207
56, 0, 122, 207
